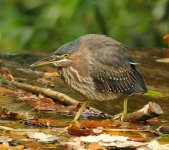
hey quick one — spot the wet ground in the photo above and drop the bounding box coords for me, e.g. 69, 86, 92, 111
0, 48, 169, 149
1, 49, 169, 118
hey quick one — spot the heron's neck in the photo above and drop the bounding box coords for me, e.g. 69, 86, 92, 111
60, 66, 86, 86
60, 66, 95, 97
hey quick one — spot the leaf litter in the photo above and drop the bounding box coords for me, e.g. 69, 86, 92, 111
27, 132, 58, 143
0, 56, 169, 149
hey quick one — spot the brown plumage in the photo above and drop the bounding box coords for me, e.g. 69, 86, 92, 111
32, 34, 147, 101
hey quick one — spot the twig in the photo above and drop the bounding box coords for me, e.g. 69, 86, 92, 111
6, 80, 78, 106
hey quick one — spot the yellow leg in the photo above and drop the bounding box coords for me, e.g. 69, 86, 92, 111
121, 98, 128, 121
72, 101, 87, 123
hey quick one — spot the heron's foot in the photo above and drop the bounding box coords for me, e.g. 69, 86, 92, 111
113, 98, 128, 121
112, 112, 126, 121
112, 113, 122, 120
120, 112, 127, 122
70, 119, 80, 127
71, 101, 87, 124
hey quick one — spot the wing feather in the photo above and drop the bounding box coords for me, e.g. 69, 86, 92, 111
81, 34, 147, 95
91, 63, 147, 95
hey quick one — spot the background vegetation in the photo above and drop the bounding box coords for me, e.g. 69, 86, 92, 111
0, 0, 169, 53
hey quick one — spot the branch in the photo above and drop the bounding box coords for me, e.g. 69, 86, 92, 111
6, 80, 78, 106
123, 102, 163, 122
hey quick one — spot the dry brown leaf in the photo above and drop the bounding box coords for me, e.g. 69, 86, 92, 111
163, 34, 169, 45
19, 140, 44, 149
25, 118, 68, 127
127, 125, 147, 130
68, 125, 97, 136
147, 117, 161, 125
0, 87, 15, 95
0, 144, 9, 149
36, 78, 55, 87
104, 131, 129, 137
10, 145, 24, 150
0, 107, 26, 120
87, 143, 106, 150
128, 137, 146, 142
80, 119, 121, 128
39, 97, 55, 105
1, 67, 14, 81
19, 93, 61, 111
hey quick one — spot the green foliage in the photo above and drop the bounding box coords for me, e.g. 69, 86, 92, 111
159, 134, 169, 142
144, 90, 165, 98
0, 74, 5, 83
0, 0, 169, 53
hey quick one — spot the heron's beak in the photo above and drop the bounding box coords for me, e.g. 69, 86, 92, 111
31, 55, 59, 67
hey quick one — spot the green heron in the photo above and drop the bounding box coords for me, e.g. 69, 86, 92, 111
31, 34, 147, 122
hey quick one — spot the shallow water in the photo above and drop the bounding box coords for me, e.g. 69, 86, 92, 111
0, 48, 169, 122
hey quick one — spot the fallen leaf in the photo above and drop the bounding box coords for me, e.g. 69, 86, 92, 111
148, 140, 161, 150
156, 58, 169, 63
10, 145, 24, 150
39, 97, 55, 104
27, 132, 58, 143
159, 134, 169, 143
0, 74, 6, 83
80, 135, 100, 143
99, 134, 128, 143
74, 133, 129, 143
80, 119, 121, 128
0, 87, 15, 95
163, 34, 169, 45
88, 143, 106, 150
25, 118, 68, 127
37, 78, 55, 87
0, 136, 12, 145
128, 137, 146, 142
114, 141, 147, 148
127, 125, 147, 130
1, 67, 14, 81
19, 93, 61, 111
0, 144, 9, 149
68, 125, 97, 136
0, 107, 27, 120
147, 117, 161, 125
104, 131, 127, 137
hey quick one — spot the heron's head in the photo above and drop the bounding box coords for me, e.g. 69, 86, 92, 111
31, 39, 80, 68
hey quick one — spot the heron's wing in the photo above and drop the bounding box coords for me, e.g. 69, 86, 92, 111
87, 36, 147, 95
91, 63, 147, 95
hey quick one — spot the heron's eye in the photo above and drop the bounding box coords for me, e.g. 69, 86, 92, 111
60, 54, 69, 58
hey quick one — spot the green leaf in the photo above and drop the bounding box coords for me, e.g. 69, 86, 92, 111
159, 134, 169, 142
144, 90, 165, 98
0, 74, 5, 83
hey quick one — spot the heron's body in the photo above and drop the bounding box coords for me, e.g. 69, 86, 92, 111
56, 34, 147, 100
32, 34, 147, 121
